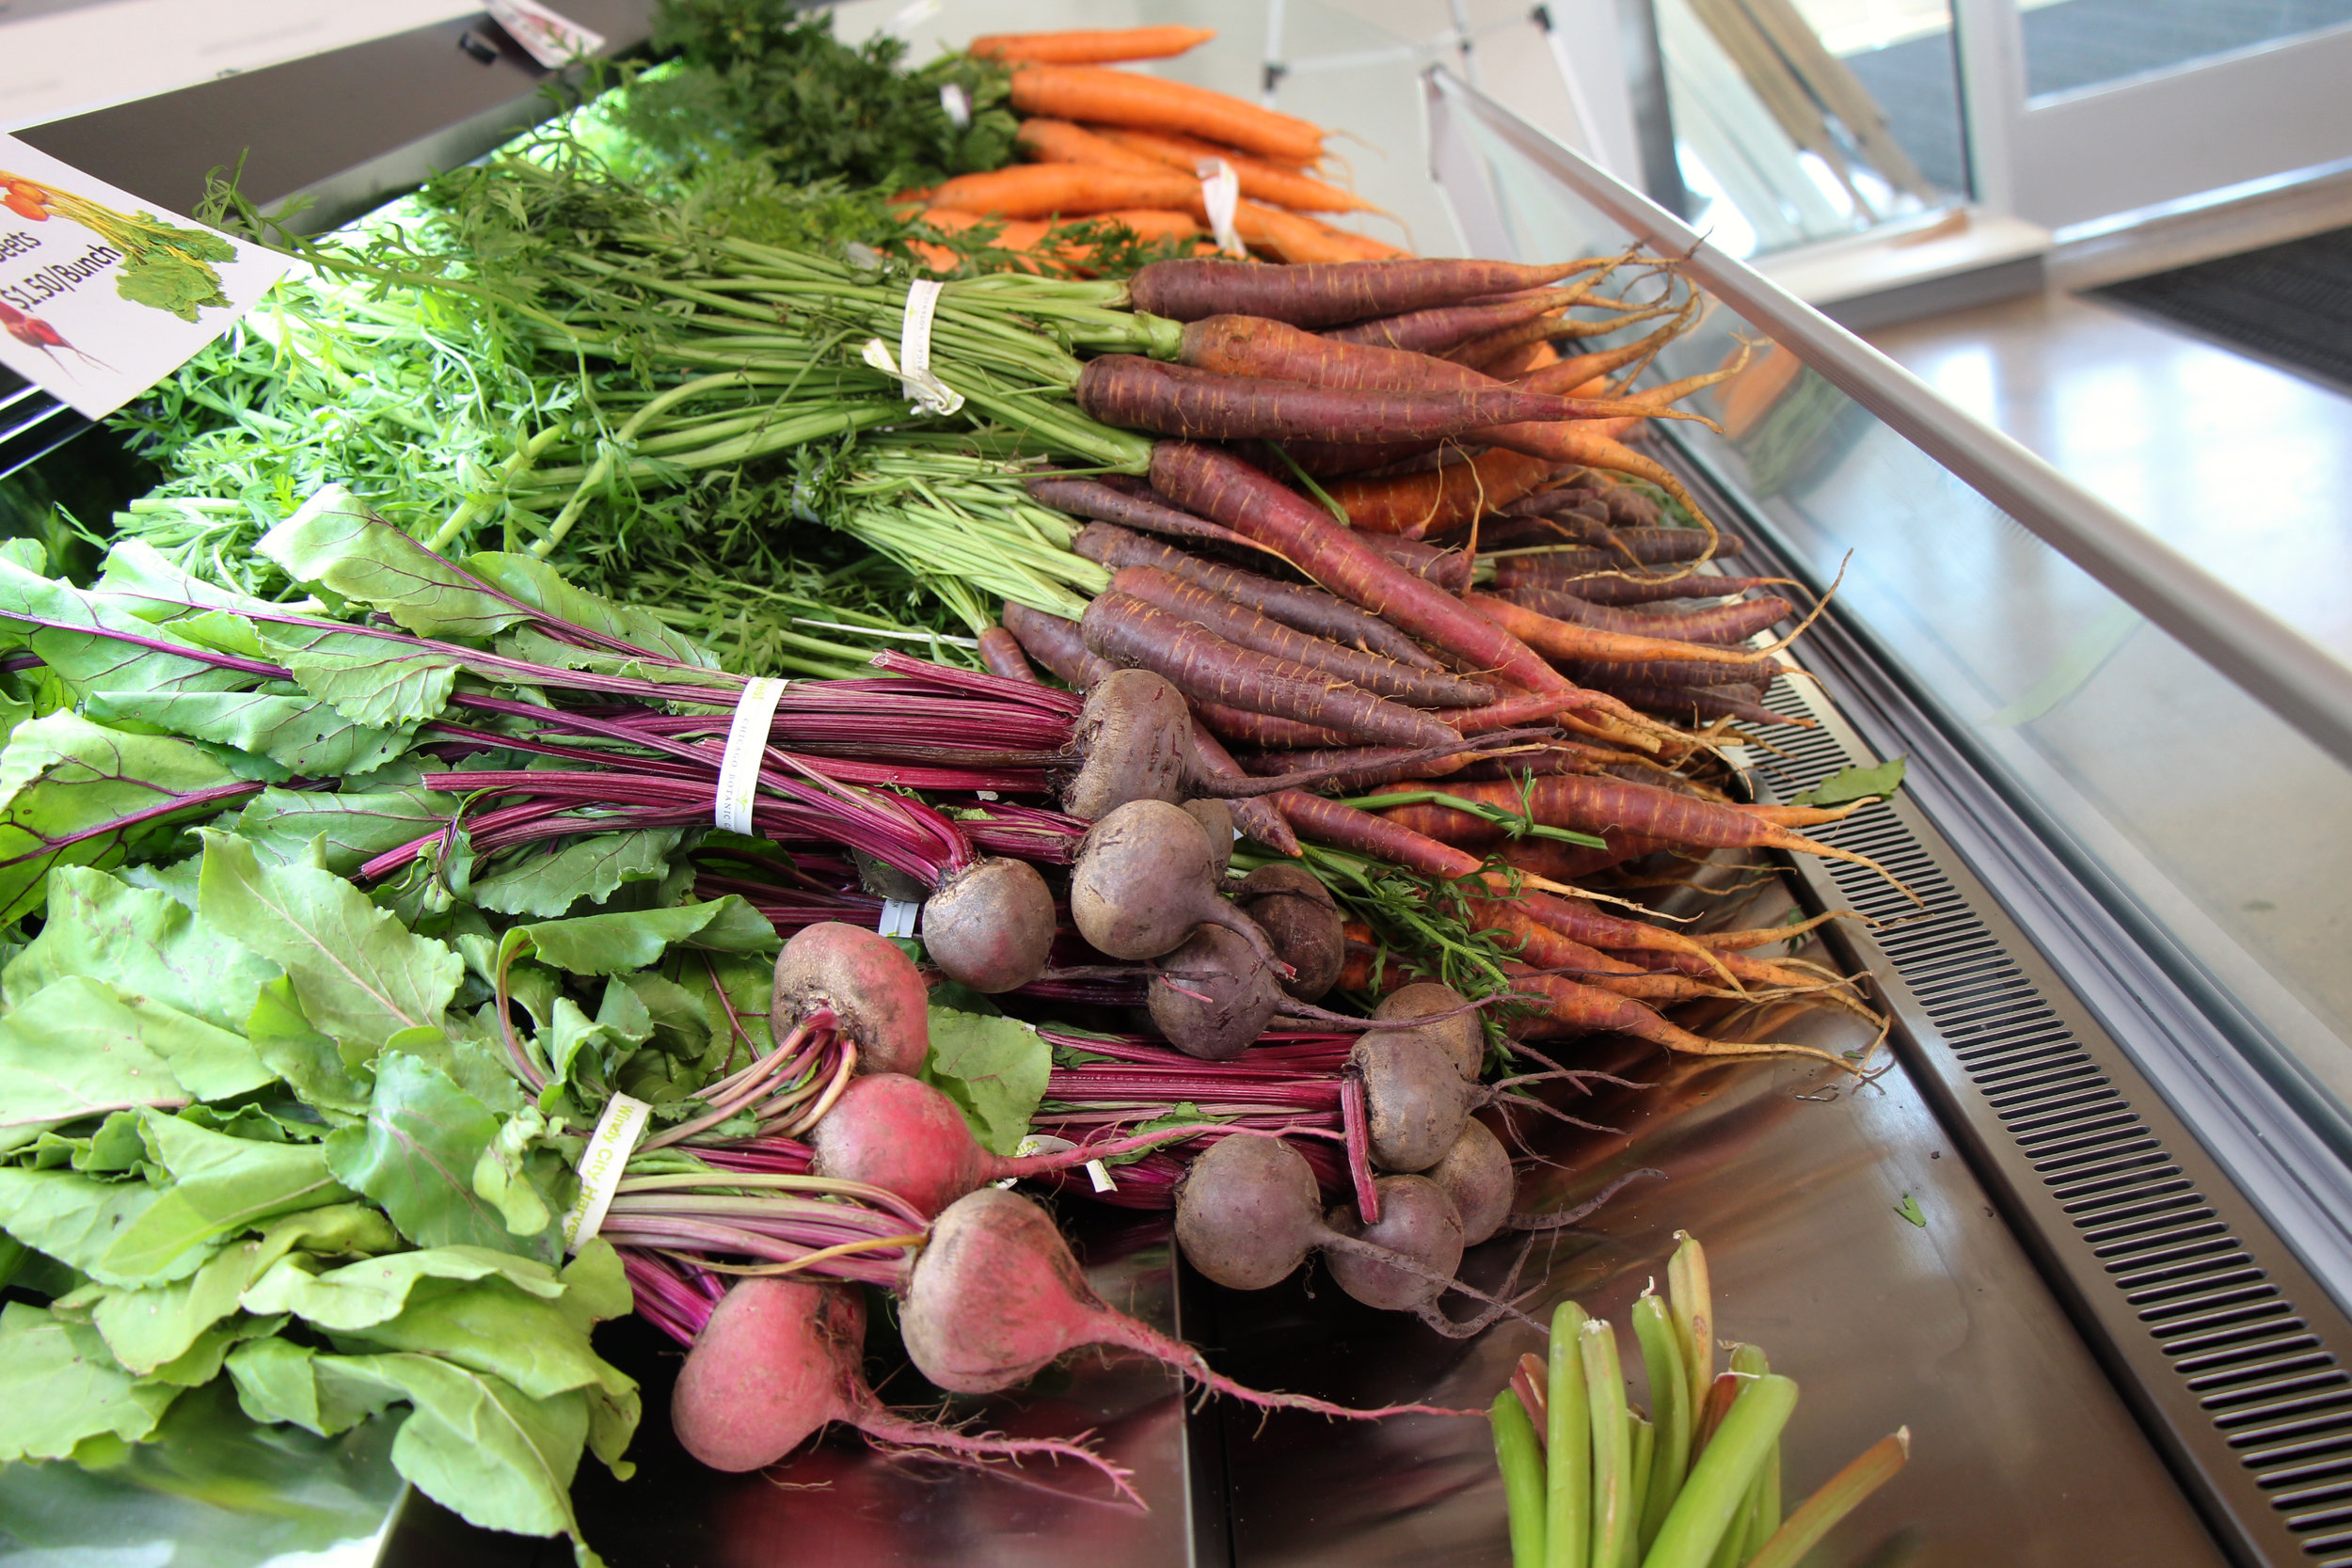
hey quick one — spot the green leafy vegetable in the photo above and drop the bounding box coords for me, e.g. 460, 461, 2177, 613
922, 1005, 1050, 1157
197, 832, 462, 1054
101, 1111, 352, 1280
6, 863, 280, 1030
1792, 757, 1905, 808
470, 830, 685, 919
504, 896, 777, 976
0, 712, 255, 923
324, 1053, 556, 1261
0, 1303, 183, 1461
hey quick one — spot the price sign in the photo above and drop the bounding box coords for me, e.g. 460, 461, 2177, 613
0, 134, 291, 420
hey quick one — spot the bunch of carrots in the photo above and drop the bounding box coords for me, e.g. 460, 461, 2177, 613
963, 248, 1901, 1067
909, 25, 1406, 272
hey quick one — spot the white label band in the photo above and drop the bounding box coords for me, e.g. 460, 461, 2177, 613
997, 1134, 1117, 1194
878, 897, 922, 939
561, 1092, 651, 1251
1198, 159, 1245, 257
896, 279, 965, 415
939, 82, 973, 128
713, 676, 788, 835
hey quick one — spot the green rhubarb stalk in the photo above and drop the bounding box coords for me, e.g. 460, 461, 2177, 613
1740, 1430, 1909, 1568
1668, 1233, 1714, 1424
1495, 1390, 1549, 1568
1633, 1293, 1692, 1551
1639, 1374, 1798, 1568
1583, 1320, 1636, 1568
1546, 1301, 1592, 1568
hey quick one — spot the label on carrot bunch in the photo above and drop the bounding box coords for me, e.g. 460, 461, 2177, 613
714, 676, 790, 835
895, 278, 964, 415
562, 1092, 652, 1251
0, 133, 292, 419
1196, 159, 1245, 257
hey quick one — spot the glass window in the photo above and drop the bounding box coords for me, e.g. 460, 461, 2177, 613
1654, 0, 1966, 258
2019, 0, 2352, 101
1439, 87, 2352, 1131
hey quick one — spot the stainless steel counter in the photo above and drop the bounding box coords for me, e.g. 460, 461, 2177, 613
1196, 883, 2221, 1568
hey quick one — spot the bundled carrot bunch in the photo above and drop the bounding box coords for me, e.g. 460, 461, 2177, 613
941, 250, 1893, 1066
910, 25, 1405, 271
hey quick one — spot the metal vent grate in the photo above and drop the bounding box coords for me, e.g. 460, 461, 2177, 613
1750, 681, 2352, 1563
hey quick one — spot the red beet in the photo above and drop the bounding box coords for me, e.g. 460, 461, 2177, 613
772, 924, 930, 1075
670, 1276, 1136, 1497
900, 1187, 1474, 1418
808, 1072, 1248, 1217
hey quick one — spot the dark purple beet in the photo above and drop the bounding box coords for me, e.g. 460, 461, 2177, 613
1235, 863, 1343, 1002
1071, 799, 1284, 967
1322, 1174, 1466, 1311
1063, 668, 1192, 821
923, 856, 1056, 994
1148, 924, 1281, 1060
1372, 982, 1485, 1081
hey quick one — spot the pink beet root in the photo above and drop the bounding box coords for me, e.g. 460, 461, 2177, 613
899, 1187, 1477, 1419
772, 922, 930, 1075
672, 1276, 1137, 1497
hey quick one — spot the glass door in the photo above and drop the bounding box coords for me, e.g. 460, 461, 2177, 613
1952, 0, 2352, 228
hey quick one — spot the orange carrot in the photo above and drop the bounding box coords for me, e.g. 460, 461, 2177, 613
1010, 64, 1327, 164
1466, 591, 1772, 670
1272, 790, 1738, 976
1329, 447, 1563, 537
1295, 212, 1409, 261
1232, 201, 1373, 263
1483, 340, 1562, 377
1090, 124, 1313, 173
1090, 125, 1377, 213
1463, 423, 1712, 526
971, 26, 1216, 64
927, 164, 1204, 218
1097, 208, 1210, 244
1014, 118, 1172, 172
1512, 312, 1695, 395
1719, 343, 1804, 438
1374, 772, 1904, 895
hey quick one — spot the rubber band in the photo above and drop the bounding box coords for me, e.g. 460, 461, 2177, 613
561, 1092, 651, 1251
1197, 159, 1244, 257
713, 676, 788, 835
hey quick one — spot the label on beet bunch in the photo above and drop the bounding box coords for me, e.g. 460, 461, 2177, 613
1005, 1134, 1118, 1194
0, 133, 292, 419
